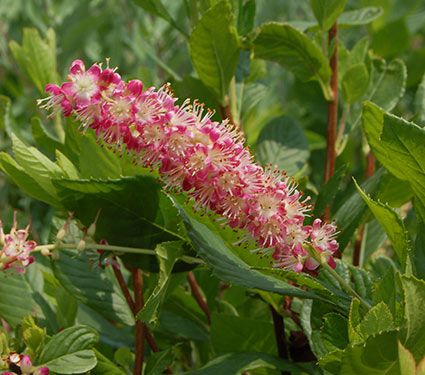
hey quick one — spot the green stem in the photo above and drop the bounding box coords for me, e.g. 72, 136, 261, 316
35, 243, 204, 264
306, 245, 371, 310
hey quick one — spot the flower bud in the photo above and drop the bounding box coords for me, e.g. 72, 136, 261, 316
20, 355, 32, 374
56, 227, 66, 242
40, 247, 51, 257
34, 367, 50, 375
77, 239, 86, 252
86, 222, 96, 238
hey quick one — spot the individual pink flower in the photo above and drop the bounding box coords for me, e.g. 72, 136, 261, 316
39, 60, 339, 273
0, 213, 36, 273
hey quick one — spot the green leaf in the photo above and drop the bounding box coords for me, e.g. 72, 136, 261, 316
253, 22, 332, 100
144, 347, 174, 375
398, 341, 417, 375
0, 271, 38, 327
133, 0, 187, 36
401, 275, 425, 361
356, 302, 395, 341
310, 0, 347, 31
338, 7, 383, 27
211, 313, 275, 354
38, 325, 98, 374
237, 0, 256, 35
78, 136, 122, 179
55, 285, 78, 328
137, 241, 183, 327
0, 152, 57, 205
0, 95, 11, 133
256, 116, 309, 176
53, 176, 181, 251
339, 330, 400, 374
53, 251, 135, 326
55, 150, 80, 179
354, 179, 410, 267
9, 28, 58, 93
31, 117, 63, 156
320, 313, 349, 353
92, 349, 126, 375
184, 352, 306, 375
412, 214, 425, 280
11, 133, 62, 202
341, 64, 369, 103
362, 102, 425, 222
415, 72, 425, 126
189, 0, 240, 103
175, 200, 332, 301
371, 19, 409, 58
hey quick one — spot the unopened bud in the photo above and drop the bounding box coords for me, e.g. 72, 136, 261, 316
56, 227, 66, 241
87, 222, 96, 238
20, 355, 32, 373
40, 247, 51, 257
77, 239, 86, 252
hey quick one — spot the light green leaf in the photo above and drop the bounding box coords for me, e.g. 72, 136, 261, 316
338, 7, 383, 26
256, 116, 309, 175
401, 276, 425, 361
398, 341, 417, 375
354, 179, 410, 267
137, 241, 183, 327
0, 152, 57, 205
362, 102, 425, 222
55, 150, 80, 179
189, 0, 240, 103
11, 133, 62, 201
38, 325, 98, 374
31, 117, 63, 155
9, 28, 58, 93
253, 22, 332, 100
357, 302, 395, 341
310, 0, 347, 31
342, 64, 369, 103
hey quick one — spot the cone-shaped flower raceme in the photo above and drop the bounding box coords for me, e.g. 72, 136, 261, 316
2, 353, 49, 374
0, 213, 36, 273
38, 60, 339, 272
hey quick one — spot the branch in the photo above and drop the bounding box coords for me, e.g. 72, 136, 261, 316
270, 305, 290, 375
187, 271, 211, 325
132, 268, 145, 375
323, 23, 339, 222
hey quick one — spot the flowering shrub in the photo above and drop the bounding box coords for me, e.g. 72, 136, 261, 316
0, 1, 425, 375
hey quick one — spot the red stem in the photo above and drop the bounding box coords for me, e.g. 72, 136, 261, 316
323, 23, 339, 222
270, 305, 290, 375
187, 271, 211, 325
132, 268, 145, 375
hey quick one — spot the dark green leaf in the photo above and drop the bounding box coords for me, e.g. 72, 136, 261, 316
237, 0, 256, 35
144, 347, 174, 375
371, 19, 409, 58
92, 349, 126, 375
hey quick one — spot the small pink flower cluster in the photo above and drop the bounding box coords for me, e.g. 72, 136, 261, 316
39, 60, 338, 272
2, 353, 49, 375
0, 214, 36, 273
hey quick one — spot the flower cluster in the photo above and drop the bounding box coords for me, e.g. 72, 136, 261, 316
0, 214, 36, 273
39, 60, 338, 272
2, 353, 49, 375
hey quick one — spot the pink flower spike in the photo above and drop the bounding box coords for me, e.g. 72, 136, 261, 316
38, 59, 340, 274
